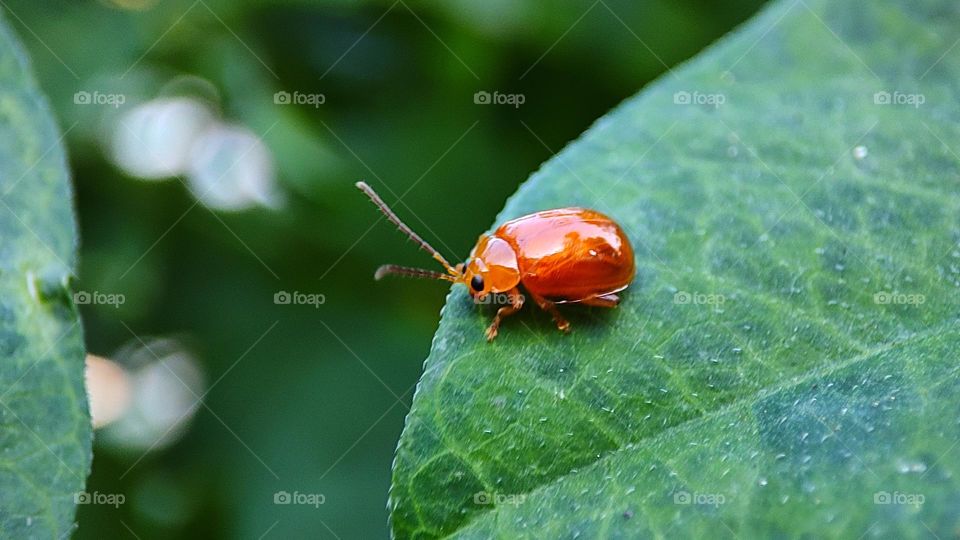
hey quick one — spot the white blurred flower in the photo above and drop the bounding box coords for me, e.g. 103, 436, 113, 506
111, 97, 215, 179
85, 354, 133, 429
186, 124, 284, 211
109, 94, 283, 211
96, 338, 205, 451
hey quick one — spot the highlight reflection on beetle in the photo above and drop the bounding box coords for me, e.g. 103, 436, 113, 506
357, 181, 636, 341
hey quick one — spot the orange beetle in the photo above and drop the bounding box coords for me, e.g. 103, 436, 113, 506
357, 181, 635, 341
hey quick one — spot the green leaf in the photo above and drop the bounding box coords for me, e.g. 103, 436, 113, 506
390, 0, 960, 537
0, 14, 90, 538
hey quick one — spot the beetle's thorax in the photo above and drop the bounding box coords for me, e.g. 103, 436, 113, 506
464, 234, 520, 296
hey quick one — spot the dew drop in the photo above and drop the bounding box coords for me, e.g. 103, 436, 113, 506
895, 458, 927, 474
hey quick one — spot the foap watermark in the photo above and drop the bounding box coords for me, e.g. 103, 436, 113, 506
473, 90, 525, 108
873, 90, 924, 108
873, 291, 925, 306
274, 90, 326, 108
473, 491, 525, 506
673, 291, 725, 306
474, 292, 524, 305
73, 90, 126, 108
673, 490, 725, 507
74, 491, 125, 508
274, 290, 326, 308
874, 491, 924, 507
273, 490, 326, 508
673, 90, 725, 108
74, 290, 125, 308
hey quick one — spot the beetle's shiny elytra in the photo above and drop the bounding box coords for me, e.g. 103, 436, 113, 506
357, 181, 635, 341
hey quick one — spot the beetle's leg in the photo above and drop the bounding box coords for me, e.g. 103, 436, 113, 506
529, 292, 571, 334
486, 288, 524, 342
580, 293, 620, 308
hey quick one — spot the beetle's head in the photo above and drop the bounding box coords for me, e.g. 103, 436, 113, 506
460, 234, 521, 301
356, 181, 520, 299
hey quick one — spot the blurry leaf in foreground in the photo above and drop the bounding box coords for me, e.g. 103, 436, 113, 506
389, 0, 960, 537
0, 13, 90, 538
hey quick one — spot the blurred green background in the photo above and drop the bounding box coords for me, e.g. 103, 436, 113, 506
6, 0, 764, 537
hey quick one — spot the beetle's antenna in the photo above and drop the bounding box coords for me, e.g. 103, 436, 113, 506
356, 181, 459, 277
375, 264, 456, 282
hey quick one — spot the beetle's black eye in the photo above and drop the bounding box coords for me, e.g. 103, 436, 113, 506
470, 275, 484, 292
